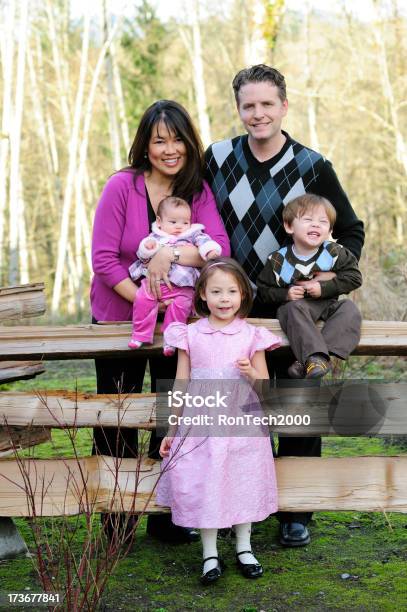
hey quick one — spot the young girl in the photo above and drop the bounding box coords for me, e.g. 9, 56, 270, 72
128, 196, 221, 355
157, 257, 281, 584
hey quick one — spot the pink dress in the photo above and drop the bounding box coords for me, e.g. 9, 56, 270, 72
156, 317, 282, 529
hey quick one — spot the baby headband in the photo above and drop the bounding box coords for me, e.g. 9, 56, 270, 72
206, 261, 228, 269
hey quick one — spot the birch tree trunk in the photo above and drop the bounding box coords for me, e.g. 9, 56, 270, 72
247, 0, 267, 64
371, 5, 407, 176
112, 43, 130, 153
304, 4, 319, 150
18, 176, 29, 284
0, 0, 15, 284
103, 0, 122, 169
45, 0, 71, 133
51, 10, 90, 314
371, 2, 406, 243
8, 0, 28, 285
242, 0, 285, 66
179, 1, 211, 146
53, 11, 124, 314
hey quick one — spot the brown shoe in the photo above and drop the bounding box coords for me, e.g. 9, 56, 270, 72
287, 361, 305, 379
305, 355, 331, 379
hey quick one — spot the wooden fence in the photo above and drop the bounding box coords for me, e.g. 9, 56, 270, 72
0, 284, 407, 518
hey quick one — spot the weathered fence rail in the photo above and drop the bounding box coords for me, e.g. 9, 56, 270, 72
0, 361, 45, 384
0, 319, 407, 359
0, 283, 46, 321
0, 284, 46, 386
1, 456, 407, 517
0, 386, 406, 435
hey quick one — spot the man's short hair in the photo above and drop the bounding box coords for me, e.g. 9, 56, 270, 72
283, 194, 337, 229
232, 64, 287, 103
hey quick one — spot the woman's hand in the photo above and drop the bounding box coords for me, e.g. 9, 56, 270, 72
159, 436, 174, 458
147, 246, 173, 298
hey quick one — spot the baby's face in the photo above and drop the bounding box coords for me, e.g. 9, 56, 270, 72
156, 206, 191, 236
284, 204, 331, 251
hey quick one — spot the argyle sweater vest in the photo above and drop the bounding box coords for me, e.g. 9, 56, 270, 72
271, 242, 339, 287
205, 133, 326, 283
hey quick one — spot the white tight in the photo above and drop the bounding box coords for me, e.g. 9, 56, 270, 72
200, 522, 259, 573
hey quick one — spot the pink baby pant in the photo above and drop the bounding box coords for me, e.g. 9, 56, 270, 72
131, 278, 194, 343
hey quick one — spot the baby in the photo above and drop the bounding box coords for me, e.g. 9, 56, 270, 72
128, 196, 221, 355
257, 193, 362, 378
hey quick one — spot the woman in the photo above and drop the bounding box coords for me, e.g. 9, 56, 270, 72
91, 99, 230, 542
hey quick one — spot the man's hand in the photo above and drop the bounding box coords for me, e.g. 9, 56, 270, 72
312, 271, 336, 282
287, 285, 305, 301
295, 271, 336, 290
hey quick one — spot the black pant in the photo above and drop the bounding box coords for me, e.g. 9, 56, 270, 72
92, 316, 177, 534
252, 298, 321, 526
93, 353, 177, 459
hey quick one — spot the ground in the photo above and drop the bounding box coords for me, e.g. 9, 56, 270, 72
0, 358, 406, 611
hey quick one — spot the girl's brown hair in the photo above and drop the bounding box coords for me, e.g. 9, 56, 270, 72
194, 257, 253, 318
125, 100, 204, 202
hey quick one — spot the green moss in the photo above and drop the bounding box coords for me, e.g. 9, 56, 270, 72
2, 365, 407, 610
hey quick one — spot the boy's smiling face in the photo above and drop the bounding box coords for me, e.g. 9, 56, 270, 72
284, 204, 332, 255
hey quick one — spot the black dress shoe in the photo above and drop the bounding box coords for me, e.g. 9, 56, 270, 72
147, 514, 199, 543
200, 556, 225, 585
236, 550, 263, 578
279, 522, 310, 547
181, 527, 200, 542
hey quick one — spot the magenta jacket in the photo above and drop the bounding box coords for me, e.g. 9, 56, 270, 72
91, 171, 231, 321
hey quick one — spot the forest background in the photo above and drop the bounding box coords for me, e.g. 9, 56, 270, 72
0, 0, 406, 321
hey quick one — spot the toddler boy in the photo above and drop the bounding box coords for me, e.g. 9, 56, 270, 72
256, 194, 362, 378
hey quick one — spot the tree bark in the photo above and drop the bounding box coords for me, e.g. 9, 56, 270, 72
51, 10, 90, 314
0, 1, 16, 285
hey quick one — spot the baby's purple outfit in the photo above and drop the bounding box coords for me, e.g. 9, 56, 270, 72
156, 317, 282, 528
128, 223, 221, 344
129, 223, 221, 287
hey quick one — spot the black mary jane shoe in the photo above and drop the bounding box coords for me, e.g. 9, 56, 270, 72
200, 556, 225, 585
236, 550, 263, 579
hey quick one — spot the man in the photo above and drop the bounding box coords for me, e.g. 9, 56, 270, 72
205, 64, 364, 547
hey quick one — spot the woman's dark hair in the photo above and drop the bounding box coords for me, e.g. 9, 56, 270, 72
127, 100, 204, 201
194, 257, 253, 318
